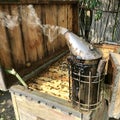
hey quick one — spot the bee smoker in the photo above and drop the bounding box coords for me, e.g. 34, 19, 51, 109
64, 31, 105, 110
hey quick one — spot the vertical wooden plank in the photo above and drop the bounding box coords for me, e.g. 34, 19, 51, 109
45, 5, 58, 54
0, 5, 12, 68
35, 5, 44, 59
41, 4, 48, 57
58, 5, 68, 28
20, 5, 39, 62
58, 5, 67, 47
67, 5, 73, 31
72, 3, 79, 34
25, 0, 38, 4
7, 5, 25, 69
12, 94, 80, 120
21, 0, 28, 3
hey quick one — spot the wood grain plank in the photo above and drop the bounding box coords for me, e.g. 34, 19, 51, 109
41, 4, 48, 57
108, 53, 120, 118
95, 44, 120, 73
13, 94, 80, 120
57, 5, 67, 47
11, 93, 20, 120
72, 4, 79, 34
7, 5, 25, 69
67, 5, 73, 31
34, 5, 44, 60
58, 5, 67, 30
20, 5, 38, 62
20, 0, 78, 4
45, 5, 58, 54
0, 5, 12, 68
21, 0, 28, 3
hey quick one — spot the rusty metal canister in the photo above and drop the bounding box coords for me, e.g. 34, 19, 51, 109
68, 56, 104, 110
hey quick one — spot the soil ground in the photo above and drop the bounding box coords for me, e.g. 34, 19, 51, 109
0, 91, 15, 120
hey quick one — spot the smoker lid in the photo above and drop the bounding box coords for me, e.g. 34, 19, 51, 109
64, 32, 102, 60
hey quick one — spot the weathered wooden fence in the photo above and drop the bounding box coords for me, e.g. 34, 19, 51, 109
79, 0, 120, 43
0, 1, 79, 72
89, 0, 120, 43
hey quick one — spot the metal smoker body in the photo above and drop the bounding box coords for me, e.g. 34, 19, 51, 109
63, 31, 104, 110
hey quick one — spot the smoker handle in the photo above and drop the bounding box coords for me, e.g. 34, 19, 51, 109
5, 69, 28, 88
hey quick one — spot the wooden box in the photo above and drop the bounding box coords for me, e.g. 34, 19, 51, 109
9, 52, 109, 120
0, 1, 120, 120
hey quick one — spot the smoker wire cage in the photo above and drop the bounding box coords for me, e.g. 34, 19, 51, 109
68, 56, 105, 111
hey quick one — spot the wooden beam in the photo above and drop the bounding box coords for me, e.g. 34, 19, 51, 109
0, 0, 78, 5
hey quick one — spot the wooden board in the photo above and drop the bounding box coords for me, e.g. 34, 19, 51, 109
8, 5, 25, 69
34, 5, 44, 60
107, 52, 120, 85
58, 5, 67, 47
67, 5, 73, 31
11, 92, 81, 120
95, 44, 120, 59
20, 5, 39, 62
108, 53, 120, 119
94, 44, 120, 73
20, 0, 78, 4
0, 5, 12, 69
72, 4, 79, 34
45, 5, 58, 54
10, 85, 108, 120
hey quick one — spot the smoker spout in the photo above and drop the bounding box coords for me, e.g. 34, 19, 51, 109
64, 31, 102, 60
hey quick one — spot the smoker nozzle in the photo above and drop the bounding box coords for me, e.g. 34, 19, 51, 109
64, 31, 102, 60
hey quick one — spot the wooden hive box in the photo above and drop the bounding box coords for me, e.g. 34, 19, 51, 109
0, 1, 120, 120
9, 53, 109, 120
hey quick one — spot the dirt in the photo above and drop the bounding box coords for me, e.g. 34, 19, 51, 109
0, 90, 15, 120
